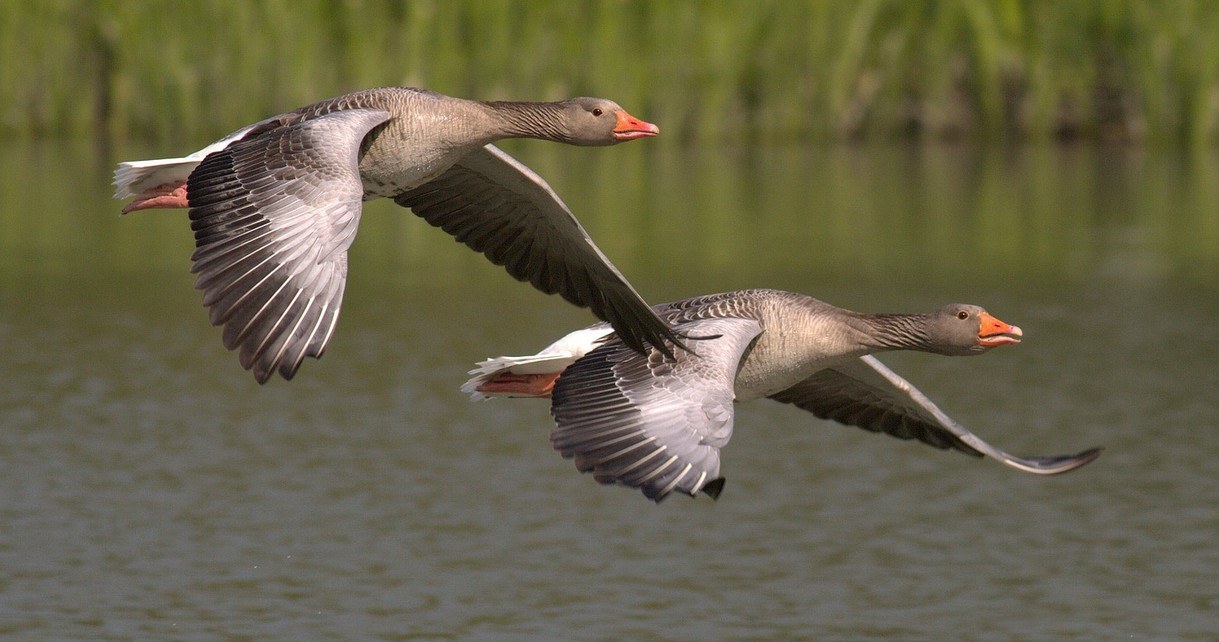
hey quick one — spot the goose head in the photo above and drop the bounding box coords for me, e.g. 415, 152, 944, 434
561, 97, 660, 145
927, 304, 1023, 355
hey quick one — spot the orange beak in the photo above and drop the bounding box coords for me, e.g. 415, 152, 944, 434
978, 312, 1023, 347
612, 110, 660, 141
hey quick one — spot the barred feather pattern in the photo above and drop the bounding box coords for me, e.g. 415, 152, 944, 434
550, 317, 763, 501
187, 109, 391, 382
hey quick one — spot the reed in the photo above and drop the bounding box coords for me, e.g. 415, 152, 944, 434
5, 0, 1219, 144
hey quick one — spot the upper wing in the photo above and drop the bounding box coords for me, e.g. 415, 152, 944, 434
550, 317, 763, 501
187, 109, 392, 383
393, 144, 684, 358
768, 355, 1102, 474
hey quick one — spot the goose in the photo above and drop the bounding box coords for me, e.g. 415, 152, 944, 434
463, 288, 1102, 502
113, 86, 680, 383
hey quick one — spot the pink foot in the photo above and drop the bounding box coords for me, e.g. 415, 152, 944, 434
121, 180, 189, 214
476, 372, 561, 398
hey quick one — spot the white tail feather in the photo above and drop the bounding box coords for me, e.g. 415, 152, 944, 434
112, 157, 200, 198
113, 121, 264, 199
462, 325, 613, 401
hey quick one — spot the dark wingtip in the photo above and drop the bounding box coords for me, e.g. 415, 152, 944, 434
701, 477, 726, 500
1071, 446, 1105, 468
624, 328, 682, 361
649, 327, 717, 361
1023, 446, 1104, 474
652, 323, 687, 360
253, 367, 273, 385
653, 337, 679, 360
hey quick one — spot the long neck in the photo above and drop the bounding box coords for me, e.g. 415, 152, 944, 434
853, 312, 935, 352
482, 100, 573, 143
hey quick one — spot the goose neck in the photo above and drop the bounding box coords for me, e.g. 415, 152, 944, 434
854, 312, 934, 352
483, 100, 573, 143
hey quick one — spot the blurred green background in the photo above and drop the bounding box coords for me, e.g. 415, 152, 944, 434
3, 0, 1218, 302
8, 0, 1219, 145
3, 4, 1219, 640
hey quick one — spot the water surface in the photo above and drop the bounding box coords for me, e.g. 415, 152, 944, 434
0, 140, 1216, 640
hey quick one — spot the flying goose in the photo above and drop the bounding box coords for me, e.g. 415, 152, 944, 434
464, 289, 1102, 502
114, 86, 679, 382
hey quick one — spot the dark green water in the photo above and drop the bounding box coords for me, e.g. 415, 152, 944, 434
1, 140, 1216, 640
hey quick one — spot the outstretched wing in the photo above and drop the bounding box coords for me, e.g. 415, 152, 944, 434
550, 318, 763, 501
768, 355, 1102, 474
393, 144, 684, 358
187, 109, 392, 383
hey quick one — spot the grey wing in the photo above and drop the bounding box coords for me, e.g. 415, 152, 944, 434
186, 109, 392, 383
768, 355, 1102, 474
550, 317, 763, 502
393, 144, 684, 358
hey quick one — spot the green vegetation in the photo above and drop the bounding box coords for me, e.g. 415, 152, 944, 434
5, 1, 1219, 144
4, 140, 1217, 300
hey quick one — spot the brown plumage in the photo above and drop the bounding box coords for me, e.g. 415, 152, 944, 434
114, 87, 676, 383
464, 289, 1102, 502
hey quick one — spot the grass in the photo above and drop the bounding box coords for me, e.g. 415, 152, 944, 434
5, 0, 1219, 144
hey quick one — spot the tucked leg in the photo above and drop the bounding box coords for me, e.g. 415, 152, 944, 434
121, 180, 189, 213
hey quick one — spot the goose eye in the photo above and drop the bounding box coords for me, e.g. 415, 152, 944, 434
957, 310, 970, 320
592, 108, 604, 117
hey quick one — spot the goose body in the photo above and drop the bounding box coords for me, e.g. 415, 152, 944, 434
114, 86, 674, 383
464, 288, 1102, 502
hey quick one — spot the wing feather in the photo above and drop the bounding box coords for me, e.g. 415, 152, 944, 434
550, 317, 763, 501
395, 144, 683, 358
768, 355, 1102, 474
186, 108, 391, 382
